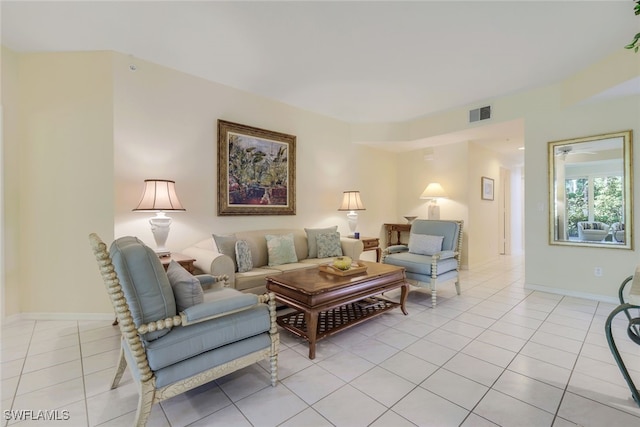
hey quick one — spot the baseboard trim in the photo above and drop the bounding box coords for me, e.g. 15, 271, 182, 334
3, 312, 114, 324
524, 283, 618, 305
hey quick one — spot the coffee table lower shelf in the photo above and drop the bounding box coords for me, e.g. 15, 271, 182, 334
277, 297, 398, 343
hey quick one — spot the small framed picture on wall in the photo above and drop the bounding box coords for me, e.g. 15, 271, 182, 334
481, 176, 494, 201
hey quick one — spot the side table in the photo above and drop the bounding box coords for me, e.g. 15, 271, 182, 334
384, 223, 412, 247
359, 237, 381, 262
160, 253, 196, 274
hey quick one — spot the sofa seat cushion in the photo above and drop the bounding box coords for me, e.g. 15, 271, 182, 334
269, 262, 318, 273
235, 268, 282, 292
153, 333, 271, 388
384, 252, 458, 277
300, 257, 339, 266
145, 304, 270, 371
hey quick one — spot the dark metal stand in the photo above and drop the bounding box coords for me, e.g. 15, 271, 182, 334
605, 275, 640, 407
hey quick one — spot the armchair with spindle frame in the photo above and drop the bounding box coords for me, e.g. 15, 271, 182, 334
89, 234, 279, 426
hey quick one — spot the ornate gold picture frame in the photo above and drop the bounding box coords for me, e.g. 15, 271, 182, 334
217, 120, 296, 216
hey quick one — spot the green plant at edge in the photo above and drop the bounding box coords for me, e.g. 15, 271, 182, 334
625, 0, 640, 52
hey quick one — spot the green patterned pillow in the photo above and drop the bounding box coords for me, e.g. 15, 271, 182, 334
235, 240, 253, 273
266, 233, 298, 266
316, 232, 343, 258
305, 226, 338, 258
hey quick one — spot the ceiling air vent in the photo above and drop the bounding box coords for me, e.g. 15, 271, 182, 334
469, 106, 491, 123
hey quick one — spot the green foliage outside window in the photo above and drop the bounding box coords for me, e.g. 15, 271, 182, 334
565, 176, 623, 237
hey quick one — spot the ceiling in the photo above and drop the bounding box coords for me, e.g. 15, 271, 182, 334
2, 1, 638, 160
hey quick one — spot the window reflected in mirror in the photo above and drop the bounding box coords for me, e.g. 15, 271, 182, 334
548, 130, 633, 249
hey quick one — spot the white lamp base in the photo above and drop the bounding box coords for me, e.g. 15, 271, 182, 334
427, 204, 440, 220
149, 212, 172, 256
347, 211, 358, 234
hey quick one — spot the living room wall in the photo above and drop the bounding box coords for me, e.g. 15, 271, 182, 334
2, 46, 638, 318
4, 50, 115, 316
1, 46, 20, 318
3, 50, 399, 317
110, 52, 397, 262
524, 93, 640, 301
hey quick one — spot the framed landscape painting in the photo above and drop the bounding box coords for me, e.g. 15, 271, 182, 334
217, 120, 296, 216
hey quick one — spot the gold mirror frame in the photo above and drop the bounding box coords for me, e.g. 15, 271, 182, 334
548, 130, 633, 249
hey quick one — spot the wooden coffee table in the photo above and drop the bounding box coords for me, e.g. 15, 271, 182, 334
266, 261, 408, 359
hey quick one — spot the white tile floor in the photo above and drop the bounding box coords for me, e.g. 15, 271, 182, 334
2, 256, 640, 426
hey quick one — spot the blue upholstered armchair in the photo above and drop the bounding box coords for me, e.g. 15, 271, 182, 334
382, 220, 463, 308
89, 234, 279, 427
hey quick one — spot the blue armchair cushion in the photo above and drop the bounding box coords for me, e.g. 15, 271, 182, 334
410, 220, 461, 252
166, 260, 203, 312
182, 288, 259, 323
384, 252, 458, 277
145, 304, 271, 371
316, 232, 343, 258
153, 334, 271, 388
305, 226, 338, 258
408, 234, 444, 256
109, 236, 176, 341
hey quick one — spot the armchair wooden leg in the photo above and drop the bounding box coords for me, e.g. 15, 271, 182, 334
134, 381, 156, 427
269, 353, 278, 387
267, 292, 279, 387
111, 345, 127, 389
430, 278, 437, 308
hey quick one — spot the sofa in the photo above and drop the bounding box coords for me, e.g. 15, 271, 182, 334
182, 227, 364, 295
577, 221, 610, 241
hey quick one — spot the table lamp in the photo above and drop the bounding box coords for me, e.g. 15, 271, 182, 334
420, 183, 448, 220
338, 190, 365, 236
133, 179, 185, 256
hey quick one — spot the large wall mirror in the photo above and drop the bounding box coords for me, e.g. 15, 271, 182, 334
548, 130, 633, 249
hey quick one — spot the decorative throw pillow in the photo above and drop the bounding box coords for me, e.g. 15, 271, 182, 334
235, 240, 253, 273
213, 233, 238, 271
166, 260, 203, 312
266, 233, 298, 266
316, 232, 343, 258
305, 226, 338, 258
408, 234, 444, 256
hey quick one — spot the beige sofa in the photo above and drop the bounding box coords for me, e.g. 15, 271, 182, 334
182, 228, 364, 295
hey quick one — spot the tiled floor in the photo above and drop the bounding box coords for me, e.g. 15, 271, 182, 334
2, 256, 640, 426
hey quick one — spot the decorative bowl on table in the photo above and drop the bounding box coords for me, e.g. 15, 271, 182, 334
403, 216, 418, 224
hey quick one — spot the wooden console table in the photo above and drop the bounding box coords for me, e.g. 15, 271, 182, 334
384, 223, 412, 247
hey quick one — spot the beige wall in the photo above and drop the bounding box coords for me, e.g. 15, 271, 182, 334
1, 46, 21, 318
467, 142, 503, 268
524, 94, 639, 299
396, 142, 471, 267
110, 53, 397, 262
4, 51, 115, 316
2, 47, 638, 317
